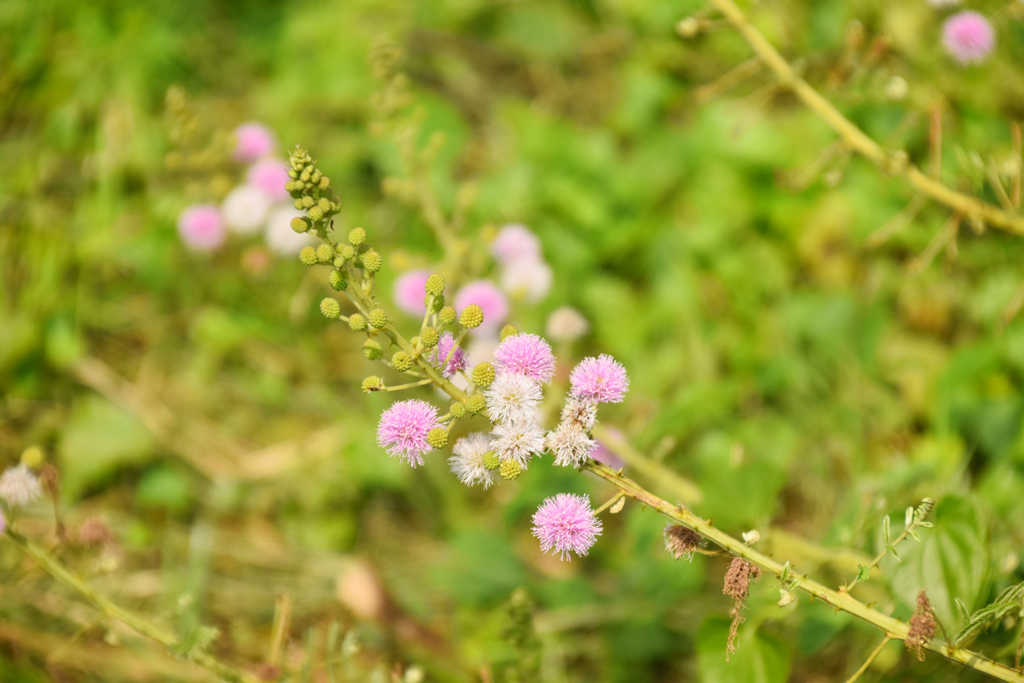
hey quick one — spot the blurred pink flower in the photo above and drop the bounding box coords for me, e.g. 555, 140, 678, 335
177, 205, 226, 252
590, 427, 626, 469
247, 160, 291, 202
455, 281, 508, 334
234, 123, 276, 162
943, 12, 994, 65
492, 224, 541, 264
393, 270, 431, 316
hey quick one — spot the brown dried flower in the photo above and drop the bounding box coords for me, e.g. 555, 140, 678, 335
905, 591, 937, 661
664, 524, 703, 561
723, 557, 762, 660
78, 518, 115, 547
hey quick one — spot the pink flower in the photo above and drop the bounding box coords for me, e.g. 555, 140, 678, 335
491, 224, 541, 264
393, 270, 431, 316
177, 205, 226, 252
590, 427, 626, 469
494, 333, 556, 384
570, 354, 629, 403
454, 281, 508, 334
376, 399, 442, 467
234, 123, 276, 161
943, 12, 995, 65
247, 160, 291, 202
433, 331, 468, 378
532, 493, 602, 560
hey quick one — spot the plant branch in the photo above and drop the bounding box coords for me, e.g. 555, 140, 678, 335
706, 0, 1024, 236
845, 635, 892, 683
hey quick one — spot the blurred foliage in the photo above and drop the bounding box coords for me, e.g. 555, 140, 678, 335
2, 0, 1024, 681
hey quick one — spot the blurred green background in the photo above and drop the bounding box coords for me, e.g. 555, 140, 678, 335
3, 0, 1024, 681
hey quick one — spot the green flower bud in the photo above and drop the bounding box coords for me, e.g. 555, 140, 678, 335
339, 245, 356, 261
317, 197, 331, 213
311, 170, 322, 184
300, 169, 311, 182
299, 246, 318, 266
318, 176, 331, 191
428, 293, 444, 312
391, 351, 413, 372
419, 327, 439, 348
316, 243, 334, 264
466, 394, 487, 414
333, 257, 345, 268
301, 196, 315, 209
450, 402, 466, 419
290, 216, 310, 233
320, 298, 341, 319
293, 199, 304, 210
499, 459, 523, 481
427, 428, 448, 449
500, 324, 519, 341
361, 376, 384, 392
362, 339, 383, 360
308, 206, 324, 222
438, 306, 457, 326
329, 270, 347, 291
287, 169, 299, 179
361, 249, 382, 273
368, 309, 389, 329
425, 273, 446, 297
348, 313, 367, 331
471, 362, 495, 388
348, 227, 367, 246
21, 445, 45, 470
410, 336, 419, 347
482, 451, 499, 471
459, 304, 484, 329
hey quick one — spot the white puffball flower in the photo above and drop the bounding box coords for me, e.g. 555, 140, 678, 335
222, 185, 270, 235
546, 306, 589, 343
501, 259, 552, 303
265, 205, 316, 256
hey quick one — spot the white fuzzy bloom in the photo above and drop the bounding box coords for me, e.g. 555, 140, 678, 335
221, 185, 270, 235
500, 258, 552, 303
546, 306, 589, 343
548, 422, 595, 468
927, 0, 959, 6
0, 465, 43, 508
265, 205, 316, 256
492, 420, 546, 466
448, 433, 498, 489
560, 398, 597, 431
485, 373, 542, 425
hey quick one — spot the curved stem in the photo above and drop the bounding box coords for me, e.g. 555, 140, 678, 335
706, 0, 1024, 236
845, 636, 892, 683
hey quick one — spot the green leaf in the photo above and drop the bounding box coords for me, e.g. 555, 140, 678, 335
954, 582, 1024, 645
888, 495, 989, 631
856, 565, 871, 584
698, 617, 791, 683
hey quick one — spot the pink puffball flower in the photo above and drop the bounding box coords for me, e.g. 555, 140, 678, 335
570, 354, 629, 404
455, 281, 509, 335
247, 160, 292, 202
532, 493, 602, 561
942, 12, 995, 65
178, 205, 226, 252
233, 123, 276, 162
492, 224, 541, 264
433, 331, 468, 378
393, 270, 432, 317
376, 399, 442, 467
494, 333, 556, 384
222, 185, 270, 235
265, 205, 316, 256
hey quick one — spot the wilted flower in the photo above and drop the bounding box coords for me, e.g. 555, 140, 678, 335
531, 493, 602, 560
493, 333, 556, 384
178, 205, 226, 252
448, 433, 498, 489
247, 159, 291, 202
0, 465, 43, 508
376, 399, 442, 466
393, 270, 431, 316
664, 524, 703, 560
548, 422, 595, 468
491, 419, 546, 466
546, 306, 589, 343
454, 281, 508, 335
570, 354, 629, 403
265, 206, 316, 256
942, 11, 995, 65
485, 373, 543, 425
433, 331, 468, 379
491, 224, 541, 264
233, 123, 276, 161
222, 185, 270, 235
560, 398, 597, 432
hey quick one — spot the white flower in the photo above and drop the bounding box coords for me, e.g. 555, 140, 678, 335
560, 399, 597, 431
548, 421, 595, 468
492, 420, 546, 466
448, 433, 498, 489
0, 465, 42, 508
501, 258, 552, 303
546, 306, 589, 343
485, 373, 542, 425
265, 205, 316, 256
221, 185, 270, 235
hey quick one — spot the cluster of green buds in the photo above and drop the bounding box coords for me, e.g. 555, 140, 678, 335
286, 147, 342, 239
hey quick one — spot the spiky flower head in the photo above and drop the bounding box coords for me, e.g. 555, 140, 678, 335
943, 11, 995, 65
450, 401, 467, 419
449, 433, 498, 489
500, 324, 519, 341
459, 304, 484, 329
362, 339, 383, 360
368, 309, 389, 329
433, 332, 468, 379
427, 428, 449, 449
499, 459, 524, 480
439, 306, 457, 326
485, 373, 542, 425
329, 270, 347, 291
531, 493, 602, 561
361, 376, 384, 392
491, 420, 546, 466
466, 394, 487, 414
376, 399, 442, 466
455, 281, 508, 334
361, 250, 382, 273
348, 227, 367, 246
315, 244, 333, 264
548, 422, 596, 468
391, 351, 413, 372
570, 354, 629, 403
494, 334, 556, 384
348, 313, 367, 331
320, 298, 341, 319
471, 362, 496, 388
299, 246, 318, 266
546, 307, 589, 343
393, 270, 431, 316
419, 327, 440, 349
0, 465, 43, 508
425, 273, 446, 297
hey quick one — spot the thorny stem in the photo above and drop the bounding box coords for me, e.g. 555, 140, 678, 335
5, 529, 262, 683
845, 636, 892, 683
705, 0, 1024, 236
845, 513, 927, 592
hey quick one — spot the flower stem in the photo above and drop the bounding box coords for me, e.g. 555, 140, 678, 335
845, 636, 891, 683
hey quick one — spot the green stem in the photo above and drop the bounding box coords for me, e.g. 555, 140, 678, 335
5, 529, 262, 683
845, 635, 892, 683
